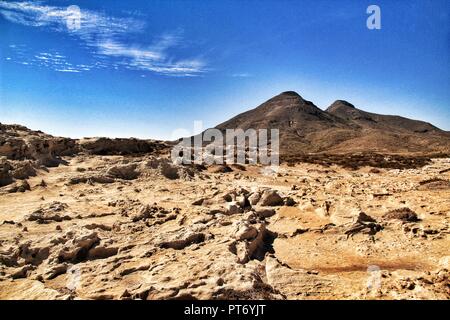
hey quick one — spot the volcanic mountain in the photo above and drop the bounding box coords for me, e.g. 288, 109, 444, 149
212, 91, 450, 155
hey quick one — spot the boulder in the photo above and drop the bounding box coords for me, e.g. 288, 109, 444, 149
225, 202, 241, 215
11, 160, 36, 179
248, 192, 261, 205
253, 206, 276, 218
259, 189, 283, 206
57, 231, 100, 263
107, 164, 139, 180
234, 223, 258, 240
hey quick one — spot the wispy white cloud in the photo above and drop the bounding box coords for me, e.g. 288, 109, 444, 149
55, 68, 81, 73
231, 73, 252, 78
97, 40, 162, 61
0, 1, 208, 76
6, 46, 93, 73
0, 1, 144, 36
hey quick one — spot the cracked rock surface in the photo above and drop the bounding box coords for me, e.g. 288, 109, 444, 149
0, 154, 449, 300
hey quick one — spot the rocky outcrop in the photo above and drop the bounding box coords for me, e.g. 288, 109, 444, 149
0, 157, 13, 187
0, 124, 78, 165
26, 202, 72, 224
78, 137, 167, 155
157, 229, 206, 250
0, 124, 172, 188
10, 160, 36, 179
383, 208, 419, 222
229, 222, 276, 264
106, 163, 139, 180
344, 212, 382, 237
4, 179, 31, 193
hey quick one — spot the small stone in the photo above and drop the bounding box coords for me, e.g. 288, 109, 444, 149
259, 189, 283, 206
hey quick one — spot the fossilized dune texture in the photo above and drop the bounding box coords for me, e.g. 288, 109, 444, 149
0, 152, 449, 300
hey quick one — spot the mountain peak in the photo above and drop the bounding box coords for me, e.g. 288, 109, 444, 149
213, 91, 449, 154
329, 100, 355, 109
279, 91, 302, 97
326, 100, 357, 114
268, 91, 305, 105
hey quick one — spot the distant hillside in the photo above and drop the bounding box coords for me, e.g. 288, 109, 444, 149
212, 91, 450, 155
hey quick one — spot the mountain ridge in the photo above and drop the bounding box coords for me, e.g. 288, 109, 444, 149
1, 91, 450, 160
212, 91, 450, 155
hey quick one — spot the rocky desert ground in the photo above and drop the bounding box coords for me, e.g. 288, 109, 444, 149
0, 146, 449, 299
1, 0, 448, 304
1, 90, 450, 300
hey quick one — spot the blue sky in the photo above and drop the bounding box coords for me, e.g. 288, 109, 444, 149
0, 0, 449, 139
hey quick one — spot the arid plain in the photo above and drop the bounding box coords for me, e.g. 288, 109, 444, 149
1, 92, 449, 300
